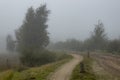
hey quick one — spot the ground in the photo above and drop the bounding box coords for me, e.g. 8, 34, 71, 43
48, 54, 83, 80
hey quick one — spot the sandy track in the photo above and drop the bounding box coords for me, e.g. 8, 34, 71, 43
93, 54, 120, 77
49, 54, 83, 80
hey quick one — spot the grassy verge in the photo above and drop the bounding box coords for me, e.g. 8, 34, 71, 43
70, 56, 96, 80
0, 53, 72, 80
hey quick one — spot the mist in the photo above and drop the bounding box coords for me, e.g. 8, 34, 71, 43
0, 0, 120, 51
0, 1, 120, 79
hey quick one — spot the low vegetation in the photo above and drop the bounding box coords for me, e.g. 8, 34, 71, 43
0, 51, 70, 71
0, 53, 72, 80
70, 56, 96, 80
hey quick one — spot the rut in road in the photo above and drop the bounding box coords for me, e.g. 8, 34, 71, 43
49, 54, 83, 80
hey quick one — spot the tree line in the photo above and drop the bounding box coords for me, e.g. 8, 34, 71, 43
49, 21, 120, 54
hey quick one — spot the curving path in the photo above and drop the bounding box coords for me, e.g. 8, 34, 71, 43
49, 54, 83, 80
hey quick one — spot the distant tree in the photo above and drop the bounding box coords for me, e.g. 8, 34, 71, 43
49, 39, 84, 51
83, 38, 93, 51
48, 21, 109, 52
15, 5, 50, 66
89, 20, 108, 50
107, 39, 120, 53
65, 39, 82, 51
6, 34, 15, 52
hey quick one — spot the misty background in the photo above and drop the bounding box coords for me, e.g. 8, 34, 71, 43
0, 0, 120, 52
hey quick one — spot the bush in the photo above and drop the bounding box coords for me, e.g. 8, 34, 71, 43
20, 50, 57, 67
55, 52, 70, 61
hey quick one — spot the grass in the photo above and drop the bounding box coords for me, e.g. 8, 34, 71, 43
70, 56, 96, 80
0, 70, 14, 80
0, 53, 72, 80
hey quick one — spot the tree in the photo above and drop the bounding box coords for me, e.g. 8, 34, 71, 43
65, 39, 82, 51
89, 20, 108, 50
107, 39, 120, 53
6, 34, 15, 52
15, 5, 50, 66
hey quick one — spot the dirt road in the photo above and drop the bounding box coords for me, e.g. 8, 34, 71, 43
49, 54, 83, 80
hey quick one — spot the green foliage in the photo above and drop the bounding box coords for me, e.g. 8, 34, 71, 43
70, 57, 96, 80
15, 4, 50, 66
19, 50, 71, 67
19, 50, 56, 67
16, 5, 50, 51
85, 20, 108, 51
6, 34, 15, 52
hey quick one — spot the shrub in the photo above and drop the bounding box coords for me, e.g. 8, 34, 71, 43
20, 50, 57, 67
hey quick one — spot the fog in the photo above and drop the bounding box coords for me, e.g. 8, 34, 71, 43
0, 0, 120, 51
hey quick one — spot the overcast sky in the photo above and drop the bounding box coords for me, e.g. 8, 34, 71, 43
0, 0, 120, 42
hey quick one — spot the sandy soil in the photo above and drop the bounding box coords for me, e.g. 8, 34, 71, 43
49, 54, 83, 80
93, 54, 120, 77
93, 60, 120, 80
